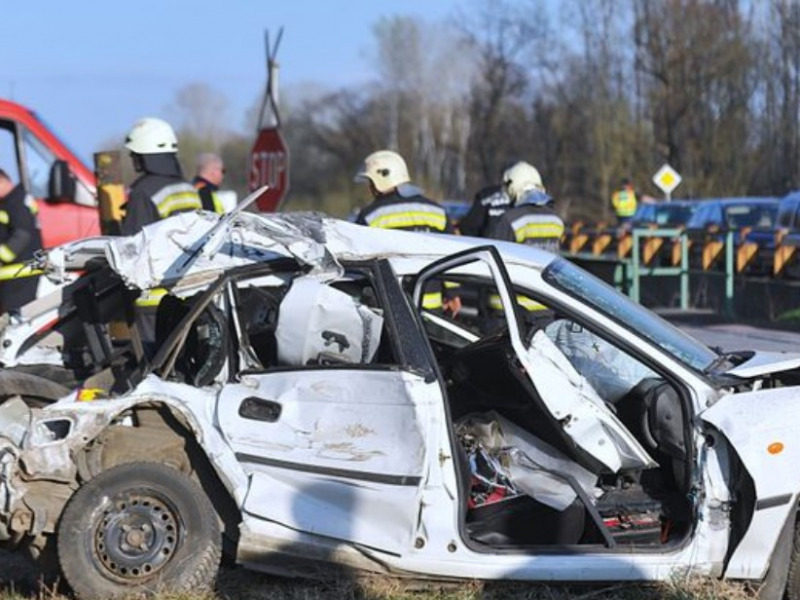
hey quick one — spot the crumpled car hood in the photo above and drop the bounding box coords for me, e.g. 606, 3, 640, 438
725, 351, 800, 379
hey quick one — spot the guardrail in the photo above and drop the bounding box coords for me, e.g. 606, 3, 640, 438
564, 228, 737, 317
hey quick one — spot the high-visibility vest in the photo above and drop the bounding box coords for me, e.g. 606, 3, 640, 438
612, 187, 638, 217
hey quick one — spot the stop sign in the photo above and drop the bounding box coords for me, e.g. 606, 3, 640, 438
248, 127, 290, 212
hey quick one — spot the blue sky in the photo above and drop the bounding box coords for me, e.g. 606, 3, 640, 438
1, 0, 463, 164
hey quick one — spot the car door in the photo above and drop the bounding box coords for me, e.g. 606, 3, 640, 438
412, 245, 655, 474
216, 266, 439, 552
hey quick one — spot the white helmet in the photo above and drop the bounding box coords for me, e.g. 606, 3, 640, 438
354, 150, 410, 194
125, 117, 178, 154
503, 161, 545, 202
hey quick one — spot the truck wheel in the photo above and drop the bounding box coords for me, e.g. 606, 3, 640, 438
57, 462, 221, 600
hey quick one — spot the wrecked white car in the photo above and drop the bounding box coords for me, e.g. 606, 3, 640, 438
1, 208, 800, 599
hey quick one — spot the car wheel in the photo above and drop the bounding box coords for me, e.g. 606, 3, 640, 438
57, 462, 221, 600
762, 511, 796, 600
0, 371, 70, 408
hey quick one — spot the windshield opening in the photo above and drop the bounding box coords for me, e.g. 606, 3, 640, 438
542, 258, 718, 372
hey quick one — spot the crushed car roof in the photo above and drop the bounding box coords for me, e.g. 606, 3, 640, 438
36, 211, 558, 290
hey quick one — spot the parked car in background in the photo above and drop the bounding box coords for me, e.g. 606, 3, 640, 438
686, 197, 779, 233
623, 200, 697, 231
441, 199, 471, 230
741, 191, 800, 277
684, 197, 779, 270
2, 207, 800, 599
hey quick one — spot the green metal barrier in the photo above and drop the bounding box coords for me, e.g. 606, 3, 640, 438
630, 228, 689, 310
566, 229, 737, 317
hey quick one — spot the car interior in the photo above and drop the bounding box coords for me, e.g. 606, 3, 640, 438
415, 270, 696, 551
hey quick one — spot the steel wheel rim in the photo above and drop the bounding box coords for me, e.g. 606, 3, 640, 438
92, 489, 183, 582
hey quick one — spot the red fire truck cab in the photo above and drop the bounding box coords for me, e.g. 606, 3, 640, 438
0, 99, 99, 248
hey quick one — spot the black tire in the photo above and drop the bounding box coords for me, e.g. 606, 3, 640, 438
758, 510, 795, 600
57, 462, 221, 600
783, 516, 800, 600
0, 370, 71, 407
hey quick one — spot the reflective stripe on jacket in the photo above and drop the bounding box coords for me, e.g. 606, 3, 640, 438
363, 202, 448, 232
356, 191, 453, 233
152, 183, 203, 219
135, 287, 169, 307
510, 213, 565, 245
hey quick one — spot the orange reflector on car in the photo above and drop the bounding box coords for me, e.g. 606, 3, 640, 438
768, 442, 784, 455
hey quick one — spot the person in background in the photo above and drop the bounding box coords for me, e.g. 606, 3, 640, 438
459, 177, 514, 238
121, 117, 202, 236
121, 117, 202, 348
354, 150, 452, 233
354, 150, 456, 312
488, 161, 564, 252
486, 161, 565, 324
193, 152, 226, 214
611, 178, 638, 225
0, 168, 42, 313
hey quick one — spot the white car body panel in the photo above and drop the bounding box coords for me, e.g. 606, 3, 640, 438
217, 369, 437, 552
702, 386, 800, 578
725, 351, 800, 379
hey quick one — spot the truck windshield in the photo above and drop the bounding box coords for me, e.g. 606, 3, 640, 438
31, 111, 88, 167
542, 258, 718, 372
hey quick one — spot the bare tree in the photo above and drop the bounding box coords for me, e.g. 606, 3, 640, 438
166, 82, 230, 147
455, 0, 551, 188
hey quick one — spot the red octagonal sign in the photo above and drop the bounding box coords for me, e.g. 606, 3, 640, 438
248, 127, 290, 212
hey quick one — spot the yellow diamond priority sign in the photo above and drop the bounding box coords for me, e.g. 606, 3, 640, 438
652, 163, 682, 196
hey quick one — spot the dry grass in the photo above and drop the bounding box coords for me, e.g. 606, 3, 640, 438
0, 557, 757, 600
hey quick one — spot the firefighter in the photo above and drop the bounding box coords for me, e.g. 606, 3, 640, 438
192, 152, 226, 214
485, 162, 564, 325
121, 117, 202, 236
459, 181, 513, 237
611, 178, 638, 224
354, 150, 455, 312
488, 161, 564, 251
354, 150, 453, 234
0, 168, 43, 313
122, 118, 202, 349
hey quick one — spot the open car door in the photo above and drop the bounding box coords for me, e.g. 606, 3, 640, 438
412, 246, 655, 474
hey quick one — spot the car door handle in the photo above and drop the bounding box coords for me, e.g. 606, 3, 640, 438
238, 397, 282, 423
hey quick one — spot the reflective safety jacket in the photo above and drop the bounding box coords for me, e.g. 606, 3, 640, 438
0, 183, 43, 311
356, 189, 453, 309
193, 176, 225, 214
355, 190, 453, 234
459, 184, 513, 237
121, 154, 202, 236
612, 186, 638, 218
488, 203, 565, 253
0, 184, 42, 264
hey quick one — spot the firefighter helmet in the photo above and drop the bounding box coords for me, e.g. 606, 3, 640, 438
124, 117, 179, 154
354, 150, 410, 194
503, 161, 545, 203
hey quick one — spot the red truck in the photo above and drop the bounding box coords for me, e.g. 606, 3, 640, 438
0, 98, 100, 248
